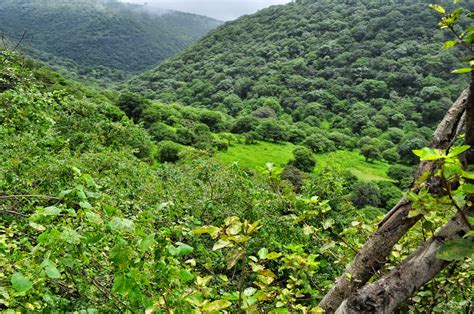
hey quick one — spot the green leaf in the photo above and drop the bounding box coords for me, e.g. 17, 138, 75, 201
139, 234, 155, 251
202, 300, 232, 313
429, 4, 446, 14
437, 239, 474, 261
61, 227, 81, 244
443, 40, 457, 49
79, 201, 93, 209
213, 239, 232, 251
412, 147, 445, 161
109, 217, 135, 233
178, 269, 194, 282
11, 272, 32, 292
45, 265, 61, 279
226, 248, 245, 269
168, 243, 194, 257
85, 212, 103, 225
266, 252, 282, 260
258, 248, 268, 260
43, 206, 62, 216
192, 226, 220, 238
452, 68, 473, 74
29, 222, 46, 232
447, 145, 470, 158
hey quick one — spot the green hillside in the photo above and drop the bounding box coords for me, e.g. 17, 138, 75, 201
2, 0, 473, 311
0, 0, 222, 83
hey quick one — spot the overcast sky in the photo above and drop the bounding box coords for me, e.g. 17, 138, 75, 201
120, 0, 292, 21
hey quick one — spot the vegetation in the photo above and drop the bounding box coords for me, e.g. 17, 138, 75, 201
0, 0, 222, 83
1, 0, 473, 312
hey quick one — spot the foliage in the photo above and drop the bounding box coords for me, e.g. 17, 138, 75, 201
0, 0, 222, 83
289, 146, 316, 173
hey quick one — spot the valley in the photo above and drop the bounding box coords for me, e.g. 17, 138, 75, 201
1, 0, 473, 313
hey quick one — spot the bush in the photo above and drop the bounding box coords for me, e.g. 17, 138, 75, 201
350, 181, 381, 208
360, 144, 382, 162
382, 147, 400, 163
157, 141, 181, 163
303, 134, 336, 153
387, 164, 414, 188
281, 165, 306, 192
290, 146, 316, 173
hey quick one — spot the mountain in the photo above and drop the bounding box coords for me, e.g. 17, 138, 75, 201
128, 0, 469, 128
0, 0, 222, 83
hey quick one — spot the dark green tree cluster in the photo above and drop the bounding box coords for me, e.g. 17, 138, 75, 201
0, 0, 222, 83
129, 0, 470, 165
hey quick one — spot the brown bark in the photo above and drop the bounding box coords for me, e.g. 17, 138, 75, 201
319, 89, 468, 313
335, 207, 473, 314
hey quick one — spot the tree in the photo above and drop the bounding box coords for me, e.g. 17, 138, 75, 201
320, 4, 474, 311
360, 144, 382, 162
256, 119, 287, 142
231, 115, 259, 134
382, 147, 400, 163
303, 134, 336, 153
117, 92, 148, 121
157, 141, 181, 163
289, 146, 316, 173
350, 181, 381, 208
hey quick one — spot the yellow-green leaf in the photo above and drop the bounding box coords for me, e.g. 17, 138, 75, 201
443, 40, 457, 49
429, 4, 446, 14
213, 239, 232, 251
202, 300, 232, 313
226, 248, 245, 269
452, 68, 473, 74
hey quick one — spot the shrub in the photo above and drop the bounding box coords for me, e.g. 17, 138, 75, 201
157, 141, 181, 163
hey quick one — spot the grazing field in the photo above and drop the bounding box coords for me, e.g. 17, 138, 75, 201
218, 141, 391, 181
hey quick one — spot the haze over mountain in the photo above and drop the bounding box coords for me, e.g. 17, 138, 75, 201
119, 0, 292, 21
0, 0, 222, 83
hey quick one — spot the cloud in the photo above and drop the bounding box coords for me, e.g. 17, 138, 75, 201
119, 0, 291, 21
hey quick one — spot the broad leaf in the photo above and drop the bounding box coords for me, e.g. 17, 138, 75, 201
226, 248, 245, 269
429, 4, 446, 14
109, 217, 135, 233
11, 272, 32, 292
202, 300, 232, 312
412, 147, 445, 161
213, 239, 232, 251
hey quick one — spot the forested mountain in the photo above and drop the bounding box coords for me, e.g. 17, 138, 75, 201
0, 0, 222, 82
2, 0, 474, 312
128, 0, 471, 165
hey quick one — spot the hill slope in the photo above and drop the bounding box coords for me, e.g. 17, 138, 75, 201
129, 0, 468, 124
0, 0, 222, 82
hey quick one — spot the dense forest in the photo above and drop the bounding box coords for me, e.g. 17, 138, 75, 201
0, 0, 222, 83
127, 0, 470, 171
1, 0, 473, 312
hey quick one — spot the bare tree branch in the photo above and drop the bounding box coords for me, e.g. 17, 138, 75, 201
335, 207, 473, 313
319, 88, 469, 313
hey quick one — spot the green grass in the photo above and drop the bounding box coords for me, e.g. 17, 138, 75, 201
315, 150, 391, 181
217, 139, 391, 181
218, 140, 296, 169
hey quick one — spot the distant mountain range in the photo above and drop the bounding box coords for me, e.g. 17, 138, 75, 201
0, 0, 223, 83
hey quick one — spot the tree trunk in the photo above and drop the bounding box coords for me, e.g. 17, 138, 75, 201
335, 207, 473, 313
319, 89, 468, 313
465, 72, 474, 163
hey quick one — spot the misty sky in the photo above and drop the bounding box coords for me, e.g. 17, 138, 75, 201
120, 0, 292, 21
